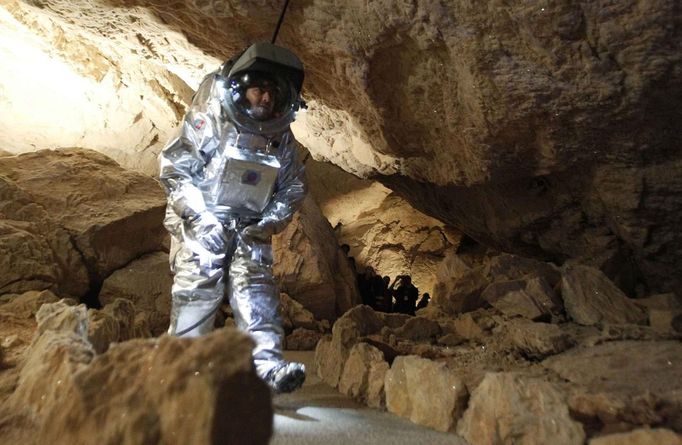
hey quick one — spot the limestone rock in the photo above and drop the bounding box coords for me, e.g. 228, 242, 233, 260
35, 300, 88, 337
279, 292, 320, 334
87, 309, 120, 354
485, 254, 561, 287
544, 341, 682, 433
385, 355, 468, 432
589, 428, 682, 445
448, 313, 485, 341
0, 290, 60, 319
285, 328, 322, 351
99, 252, 173, 336
393, 317, 441, 342
321, 185, 461, 296
6, 300, 272, 445
315, 305, 384, 387
561, 264, 648, 326
482, 275, 561, 320
1, 149, 168, 285
87, 298, 147, 353
273, 195, 360, 321
0, 175, 89, 297
338, 342, 388, 407
635, 293, 682, 334
433, 257, 490, 315
457, 372, 585, 444
496, 319, 574, 359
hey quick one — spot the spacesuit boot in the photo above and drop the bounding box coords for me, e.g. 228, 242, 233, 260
263, 361, 306, 394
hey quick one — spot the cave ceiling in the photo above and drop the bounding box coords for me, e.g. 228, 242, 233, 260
1, 0, 680, 294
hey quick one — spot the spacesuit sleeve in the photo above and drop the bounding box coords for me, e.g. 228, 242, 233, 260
258, 132, 307, 234
158, 75, 221, 220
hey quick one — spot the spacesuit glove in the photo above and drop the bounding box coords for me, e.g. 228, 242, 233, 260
188, 211, 226, 252
240, 219, 276, 241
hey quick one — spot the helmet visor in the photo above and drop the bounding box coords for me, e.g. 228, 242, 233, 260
228, 72, 295, 122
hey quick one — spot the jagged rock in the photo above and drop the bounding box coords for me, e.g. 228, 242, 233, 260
485, 254, 562, 286
448, 313, 484, 341
321, 186, 461, 296
279, 292, 321, 334
457, 372, 585, 445
385, 355, 468, 432
0, 175, 89, 297
0, 290, 60, 319
5, 300, 272, 444
496, 318, 574, 360
561, 264, 648, 326
273, 196, 360, 321
101, 298, 137, 342
315, 305, 384, 387
35, 300, 88, 337
378, 312, 412, 329
338, 342, 388, 407
86, 298, 149, 353
437, 333, 465, 347
431, 251, 490, 314
482, 275, 561, 320
99, 252, 172, 336
285, 328, 322, 351
544, 341, 682, 433
1, 149, 168, 284
635, 293, 682, 334
588, 428, 682, 445
393, 317, 441, 342
87, 309, 119, 354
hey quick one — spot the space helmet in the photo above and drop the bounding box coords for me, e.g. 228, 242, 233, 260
220, 42, 304, 135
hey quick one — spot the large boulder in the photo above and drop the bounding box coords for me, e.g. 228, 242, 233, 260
99, 251, 173, 336
314, 305, 384, 387
385, 355, 468, 433
561, 264, 648, 326
495, 318, 574, 360
5, 301, 272, 445
456, 372, 585, 445
338, 342, 389, 408
0, 149, 167, 287
482, 275, 562, 321
543, 341, 682, 434
273, 195, 360, 321
0, 175, 88, 297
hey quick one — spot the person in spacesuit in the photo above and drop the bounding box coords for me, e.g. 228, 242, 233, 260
158, 42, 307, 393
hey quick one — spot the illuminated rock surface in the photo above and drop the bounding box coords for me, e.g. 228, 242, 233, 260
0, 0, 681, 443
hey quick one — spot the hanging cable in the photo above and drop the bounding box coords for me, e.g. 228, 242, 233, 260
271, 0, 292, 44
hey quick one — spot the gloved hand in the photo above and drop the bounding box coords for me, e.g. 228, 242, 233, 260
240, 218, 275, 241
188, 211, 226, 252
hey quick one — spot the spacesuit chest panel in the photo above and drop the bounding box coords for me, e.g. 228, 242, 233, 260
213, 144, 280, 215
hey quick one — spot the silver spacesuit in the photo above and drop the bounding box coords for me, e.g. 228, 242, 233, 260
159, 43, 307, 393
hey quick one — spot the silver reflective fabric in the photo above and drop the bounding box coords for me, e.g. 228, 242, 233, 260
213, 145, 280, 215
158, 71, 306, 378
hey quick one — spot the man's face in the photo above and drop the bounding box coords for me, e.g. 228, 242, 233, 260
245, 84, 276, 120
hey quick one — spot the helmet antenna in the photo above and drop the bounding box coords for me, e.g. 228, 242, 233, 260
271, 0, 291, 44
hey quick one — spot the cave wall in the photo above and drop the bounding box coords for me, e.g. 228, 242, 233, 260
1, 0, 680, 294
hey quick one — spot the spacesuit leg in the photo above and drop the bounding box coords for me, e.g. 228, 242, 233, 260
168, 238, 227, 338
228, 233, 285, 378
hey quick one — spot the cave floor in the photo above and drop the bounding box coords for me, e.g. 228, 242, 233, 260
273, 351, 465, 445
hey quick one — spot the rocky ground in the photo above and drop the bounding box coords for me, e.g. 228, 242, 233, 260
313, 248, 682, 444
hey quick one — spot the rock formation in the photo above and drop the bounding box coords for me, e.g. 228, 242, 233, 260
2, 1, 679, 295
314, 253, 682, 441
